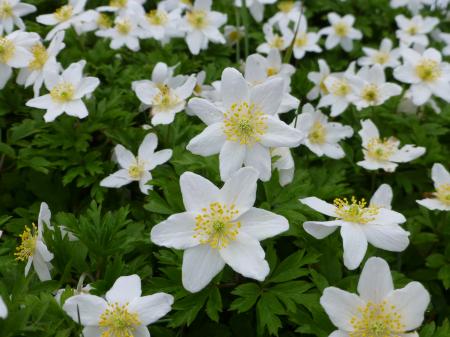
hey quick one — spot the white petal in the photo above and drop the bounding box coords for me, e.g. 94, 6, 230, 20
180, 172, 221, 212
75, 77, 99, 99
432, 163, 450, 186
138, 133, 157, 161
260, 115, 303, 148
138, 170, 152, 195
357, 257, 393, 303
238, 207, 288, 240
243, 143, 271, 181
81, 326, 101, 337
370, 184, 393, 209
303, 220, 342, 239
32, 252, 52, 281
186, 30, 204, 55
146, 149, 172, 170
0, 296, 7, 319
64, 100, 89, 119
221, 167, 259, 214
359, 119, 379, 147
250, 77, 284, 115
134, 82, 158, 105
371, 208, 406, 225
221, 67, 249, 110
341, 224, 368, 270
150, 212, 198, 249
106, 275, 142, 305
417, 198, 450, 211
114, 145, 135, 169
363, 224, 410, 252
187, 123, 226, 156
38, 202, 52, 230
219, 141, 246, 181
100, 169, 132, 188
129, 293, 174, 325
63, 294, 107, 325
299, 197, 338, 217
187, 98, 224, 125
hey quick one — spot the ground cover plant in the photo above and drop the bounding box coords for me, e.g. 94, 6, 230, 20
0, 0, 450, 336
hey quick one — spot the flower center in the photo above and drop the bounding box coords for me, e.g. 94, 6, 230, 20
128, 163, 144, 179
97, 13, 112, 28
277, 1, 295, 12
406, 24, 418, 35
330, 79, 351, 96
436, 184, 450, 206
228, 30, 241, 43
223, 102, 267, 145
152, 85, 180, 111
50, 82, 75, 103
0, 1, 13, 18
116, 19, 131, 35
193, 202, 241, 249
361, 84, 380, 103
308, 121, 326, 144
29, 44, 49, 71
187, 10, 208, 29
415, 59, 441, 82
266, 67, 278, 76
334, 197, 379, 224
147, 9, 168, 26
15, 224, 38, 261
0, 36, 15, 63
295, 34, 308, 47
99, 303, 141, 337
334, 22, 349, 37
270, 35, 284, 49
367, 137, 398, 161
110, 0, 127, 8
54, 5, 73, 22
350, 301, 405, 337
373, 52, 389, 65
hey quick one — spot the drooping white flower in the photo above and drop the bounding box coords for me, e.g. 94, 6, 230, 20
357, 119, 426, 172
14, 203, 54, 281
300, 184, 409, 270
186, 67, 303, 181
224, 25, 244, 45
321, 257, 430, 337
132, 62, 196, 125
0, 0, 36, 35
36, 0, 97, 40
394, 47, 450, 105
395, 14, 439, 47
26, 60, 100, 122
441, 32, 450, 56
0, 30, 39, 89
348, 64, 402, 110
319, 13, 362, 52
272, 147, 295, 186
63, 275, 174, 337
294, 103, 353, 159
291, 16, 321, 60
234, 0, 276, 22
96, 13, 147, 51
73, 10, 113, 34
390, 0, 433, 14
256, 24, 293, 54
0, 295, 6, 319
417, 163, 450, 211
151, 167, 289, 292
97, 0, 145, 15
16, 31, 65, 97
138, 3, 182, 44
358, 38, 400, 69
180, 0, 227, 55
307, 59, 330, 101
100, 133, 172, 195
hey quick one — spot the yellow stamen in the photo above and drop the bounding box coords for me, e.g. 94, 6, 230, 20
0, 36, 15, 63
54, 5, 73, 22
116, 19, 131, 35
367, 137, 398, 161
406, 25, 418, 35
308, 121, 326, 144
270, 35, 285, 49
228, 30, 241, 43
334, 196, 379, 224
128, 163, 144, 179
436, 184, 450, 206
334, 22, 349, 37
415, 59, 441, 82
109, 0, 127, 8
277, 1, 295, 12
97, 13, 112, 29
152, 85, 181, 112
186, 10, 208, 29
361, 84, 380, 103
147, 9, 168, 26
266, 67, 278, 76
295, 33, 308, 47
330, 79, 350, 96
50, 82, 75, 103
99, 302, 141, 337
0, 1, 13, 18
29, 44, 48, 71
15, 224, 38, 261
373, 52, 389, 65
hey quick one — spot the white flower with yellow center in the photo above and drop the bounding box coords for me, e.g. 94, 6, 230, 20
256, 23, 293, 54
294, 103, 353, 159
0, 30, 39, 89
0, 0, 36, 35
291, 16, 322, 60
321, 257, 430, 337
393, 47, 450, 106
318, 62, 356, 117
63, 275, 173, 337
133, 62, 196, 125
96, 14, 146, 51
97, 0, 145, 16
307, 59, 331, 101
139, 3, 182, 44
26, 60, 99, 122
151, 167, 289, 292
348, 65, 402, 110
180, 0, 227, 55
390, 0, 433, 14
319, 13, 362, 52
267, 1, 301, 31
395, 14, 438, 47
300, 184, 409, 270
358, 38, 400, 69
417, 163, 450, 211
234, 0, 276, 22
357, 119, 426, 172
100, 133, 172, 195
36, 0, 97, 40
16, 31, 65, 97
186, 67, 303, 182
15, 203, 54, 281
224, 25, 244, 45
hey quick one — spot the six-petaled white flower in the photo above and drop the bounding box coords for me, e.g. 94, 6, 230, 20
395, 14, 438, 47
0, 0, 36, 35
417, 163, 450, 211
319, 13, 362, 52
358, 38, 400, 69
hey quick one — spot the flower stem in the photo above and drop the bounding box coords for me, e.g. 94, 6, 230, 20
240, 0, 250, 59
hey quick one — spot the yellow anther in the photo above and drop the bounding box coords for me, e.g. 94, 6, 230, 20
109, 0, 127, 8
0, 1, 13, 18
97, 13, 112, 29
361, 84, 380, 103
15, 224, 38, 261
116, 19, 131, 35
436, 184, 450, 206
334, 196, 379, 224
147, 9, 168, 26
99, 302, 141, 337
277, 1, 295, 12
128, 163, 144, 179
308, 121, 326, 144
0, 36, 15, 63
29, 44, 48, 70
330, 79, 351, 96
50, 82, 75, 102
367, 137, 398, 161
186, 10, 208, 29
54, 5, 73, 22
270, 35, 285, 49
295, 33, 308, 47
334, 22, 349, 37
373, 52, 389, 65
415, 59, 441, 82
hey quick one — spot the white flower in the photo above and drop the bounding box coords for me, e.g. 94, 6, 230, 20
97, 0, 145, 15
14, 204, 54, 281
100, 133, 172, 195
16, 31, 66, 97
36, 0, 97, 40
390, 0, 433, 14
96, 13, 146, 51
186, 67, 303, 181
73, 11, 113, 34
393, 47, 450, 105
307, 59, 330, 101
318, 62, 356, 117
291, 16, 322, 60
294, 103, 353, 159
357, 119, 425, 172
321, 257, 430, 337
151, 167, 289, 292
395, 14, 439, 47
234, 0, 276, 22
133, 62, 196, 125
26, 60, 100, 122
348, 64, 402, 110
138, 3, 182, 44
63, 275, 174, 337
0, 30, 39, 89
441, 32, 450, 56
300, 184, 409, 270
256, 23, 293, 54
358, 38, 400, 69
272, 147, 294, 186
0, 295, 6, 319
417, 163, 450, 211
224, 25, 244, 45
0, 0, 36, 35
267, 1, 302, 31
319, 13, 362, 52
180, 0, 227, 55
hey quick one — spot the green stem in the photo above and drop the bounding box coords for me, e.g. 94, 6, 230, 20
283, 4, 304, 64
235, 8, 241, 64
240, 0, 250, 59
